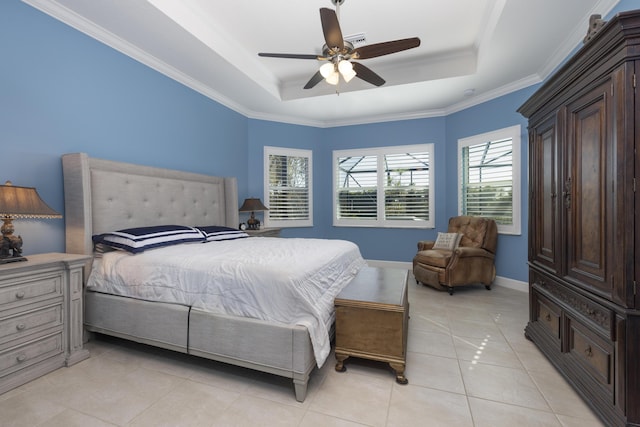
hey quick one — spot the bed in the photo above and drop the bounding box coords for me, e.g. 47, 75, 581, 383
61, 152, 364, 401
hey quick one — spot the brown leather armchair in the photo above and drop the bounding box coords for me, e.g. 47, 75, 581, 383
413, 216, 498, 295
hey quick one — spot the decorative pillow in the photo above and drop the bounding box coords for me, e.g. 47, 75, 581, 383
432, 232, 462, 251
92, 225, 204, 254
196, 225, 249, 242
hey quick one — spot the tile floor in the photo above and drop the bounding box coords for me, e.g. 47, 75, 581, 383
1, 274, 606, 426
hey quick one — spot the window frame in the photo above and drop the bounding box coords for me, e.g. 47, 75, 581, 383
263, 146, 313, 228
457, 125, 521, 235
333, 143, 435, 229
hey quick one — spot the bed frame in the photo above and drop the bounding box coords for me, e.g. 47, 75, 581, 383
62, 152, 316, 401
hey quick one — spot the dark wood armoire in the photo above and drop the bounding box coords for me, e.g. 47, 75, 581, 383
518, 10, 640, 427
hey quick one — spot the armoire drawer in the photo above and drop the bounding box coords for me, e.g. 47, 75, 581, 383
0, 273, 63, 311
0, 303, 63, 345
532, 289, 562, 345
0, 332, 64, 378
566, 314, 614, 395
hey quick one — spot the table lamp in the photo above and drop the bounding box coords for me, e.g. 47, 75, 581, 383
239, 198, 269, 230
0, 181, 62, 263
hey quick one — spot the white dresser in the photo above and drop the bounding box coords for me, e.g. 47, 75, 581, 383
0, 253, 90, 394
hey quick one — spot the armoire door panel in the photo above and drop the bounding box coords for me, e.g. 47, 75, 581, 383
530, 117, 560, 273
566, 81, 612, 296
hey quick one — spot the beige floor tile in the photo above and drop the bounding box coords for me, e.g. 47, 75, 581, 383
38, 366, 185, 425
387, 383, 473, 427
448, 318, 504, 340
468, 397, 561, 427
129, 379, 239, 426
408, 310, 451, 335
404, 352, 466, 394
528, 370, 603, 421
453, 334, 523, 369
211, 394, 306, 427
0, 393, 67, 427
299, 411, 370, 427
408, 328, 457, 358
309, 371, 393, 427
556, 413, 607, 427
459, 361, 550, 411
510, 339, 559, 375
38, 408, 116, 427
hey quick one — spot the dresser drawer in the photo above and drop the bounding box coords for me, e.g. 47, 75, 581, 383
566, 314, 614, 395
532, 289, 562, 345
0, 332, 63, 378
0, 303, 63, 345
0, 273, 63, 311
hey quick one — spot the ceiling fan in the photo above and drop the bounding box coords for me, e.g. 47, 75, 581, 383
258, 0, 420, 90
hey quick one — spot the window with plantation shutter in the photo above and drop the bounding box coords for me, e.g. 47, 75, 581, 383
458, 125, 521, 235
264, 146, 312, 228
334, 144, 434, 228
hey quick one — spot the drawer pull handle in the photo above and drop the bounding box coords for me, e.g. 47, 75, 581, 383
15, 291, 25, 299
16, 323, 26, 331
545, 314, 551, 322
16, 354, 27, 363
585, 346, 593, 358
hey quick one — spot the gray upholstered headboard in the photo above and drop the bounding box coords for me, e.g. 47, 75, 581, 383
62, 153, 239, 255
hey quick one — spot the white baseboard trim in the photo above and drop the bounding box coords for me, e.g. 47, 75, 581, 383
364, 259, 528, 294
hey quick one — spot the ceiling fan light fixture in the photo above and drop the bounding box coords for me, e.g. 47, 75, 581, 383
325, 71, 340, 85
338, 60, 356, 82
319, 62, 335, 78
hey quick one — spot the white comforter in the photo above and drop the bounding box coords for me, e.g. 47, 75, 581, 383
87, 237, 365, 366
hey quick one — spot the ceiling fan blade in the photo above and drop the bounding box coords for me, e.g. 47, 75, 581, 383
320, 8, 344, 51
303, 70, 324, 89
258, 53, 320, 60
352, 62, 385, 87
353, 37, 421, 59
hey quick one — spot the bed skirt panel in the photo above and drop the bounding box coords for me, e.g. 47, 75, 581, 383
84, 291, 189, 352
188, 308, 315, 374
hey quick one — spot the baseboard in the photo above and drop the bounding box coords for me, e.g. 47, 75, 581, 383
364, 259, 528, 294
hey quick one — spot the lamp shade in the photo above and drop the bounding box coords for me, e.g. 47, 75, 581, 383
0, 181, 62, 219
239, 198, 269, 212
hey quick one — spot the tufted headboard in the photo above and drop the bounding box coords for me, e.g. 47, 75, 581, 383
62, 153, 239, 256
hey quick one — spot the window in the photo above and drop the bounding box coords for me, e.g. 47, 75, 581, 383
333, 144, 434, 228
263, 146, 312, 228
458, 125, 521, 235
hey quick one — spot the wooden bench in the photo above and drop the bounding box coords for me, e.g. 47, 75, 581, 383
334, 266, 409, 384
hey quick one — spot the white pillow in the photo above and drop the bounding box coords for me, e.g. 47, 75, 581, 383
432, 232, 462, 250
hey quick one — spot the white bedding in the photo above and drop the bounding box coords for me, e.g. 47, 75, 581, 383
87, 237, 365, 366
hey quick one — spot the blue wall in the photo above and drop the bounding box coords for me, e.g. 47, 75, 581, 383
1, 0, 248, 255
3, 0, 635, 285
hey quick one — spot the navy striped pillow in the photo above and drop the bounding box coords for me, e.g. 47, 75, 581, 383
196, 226, 249, 242
93, 225, 204, 253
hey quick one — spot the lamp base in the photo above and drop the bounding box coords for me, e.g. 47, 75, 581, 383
0, 255, 27, 264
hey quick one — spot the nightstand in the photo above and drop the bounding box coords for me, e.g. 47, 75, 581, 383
245, 228, 281, 237
0, 253, 91, 394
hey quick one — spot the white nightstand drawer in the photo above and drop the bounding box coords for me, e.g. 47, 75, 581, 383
0, 303, 63, 344
0, 273, 63, 311
0, 332, 63, 377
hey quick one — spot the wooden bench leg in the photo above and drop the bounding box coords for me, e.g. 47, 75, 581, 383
389, 362, 408, 385
335, 353, 349, 372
